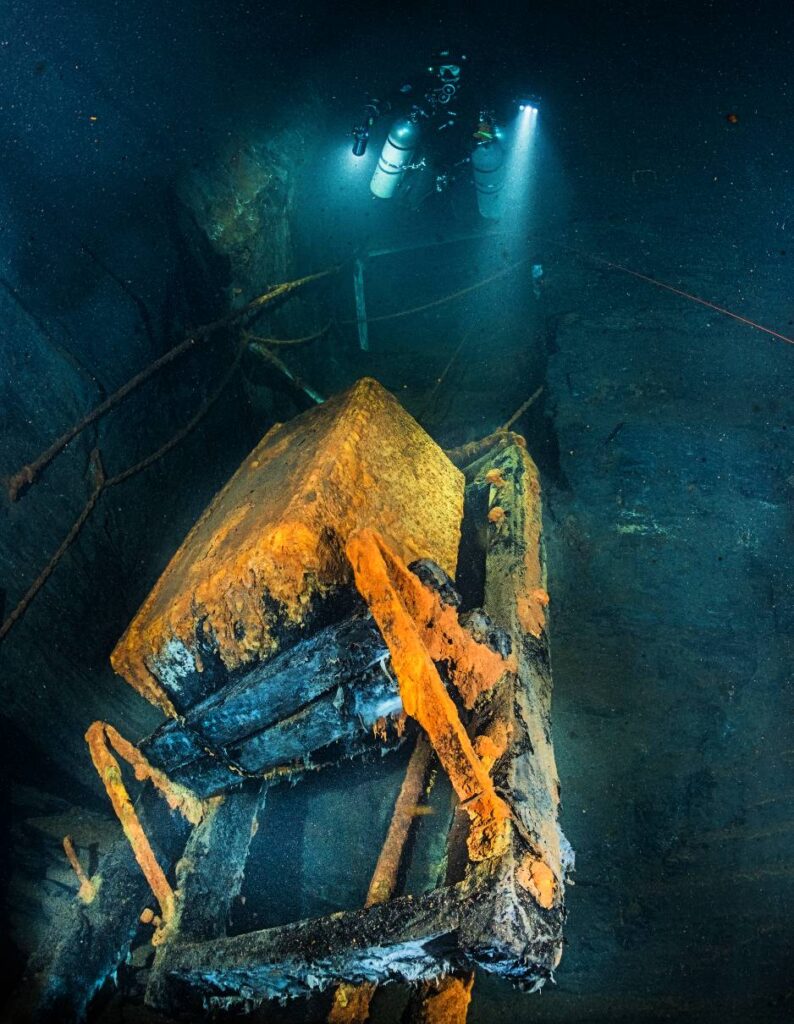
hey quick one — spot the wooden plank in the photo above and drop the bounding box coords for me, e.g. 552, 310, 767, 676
140, 621, 401, 798
140, 615, 388, 772
469, 442, 571, 896
148, 878, 467, 1012
146, 784, 267, 1008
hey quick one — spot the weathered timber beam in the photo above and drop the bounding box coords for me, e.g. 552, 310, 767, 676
149, 858, 561, 1014
141, 616, 386, 770
152, 883, 465, 1013
455, 443, 569, 985
148, 657, 402, 798
475, 443, 569, 892
146, 783, 267, 1008
399, 442, 574, 1019
139, 616, 401, 797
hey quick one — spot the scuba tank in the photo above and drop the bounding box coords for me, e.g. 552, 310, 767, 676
370, 117, 422, 199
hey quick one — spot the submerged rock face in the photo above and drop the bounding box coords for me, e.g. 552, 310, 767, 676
177, 126, 312, 305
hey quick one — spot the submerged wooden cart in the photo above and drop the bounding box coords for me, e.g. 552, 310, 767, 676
24, 378, 571, 1022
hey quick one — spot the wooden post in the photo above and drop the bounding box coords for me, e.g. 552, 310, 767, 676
353, 259, 369, 352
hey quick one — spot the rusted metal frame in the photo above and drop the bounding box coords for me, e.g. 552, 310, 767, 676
85, 720, 204, 941
346, 527, 512, 862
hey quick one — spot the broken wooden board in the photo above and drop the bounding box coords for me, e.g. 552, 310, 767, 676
144, 443, 571, 1013
111, 377, 465, 716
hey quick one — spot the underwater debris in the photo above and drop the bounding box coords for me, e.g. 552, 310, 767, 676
62, 835, 98, 904
23, 383, 568, 1021
111, 377, 464, 716
488, 505, 506, 525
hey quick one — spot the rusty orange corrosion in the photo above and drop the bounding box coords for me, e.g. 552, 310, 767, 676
355, 531, 515, 712
487, 505, 506, 525
85, 721, 204, 941
346, 528, 511, 861
112, 378, 464, 716
416, 975, 475, 1024
62, 835, 97, 903
516, 852, 557, 910
484, 467, 506, 488
328, 983, 376, 1024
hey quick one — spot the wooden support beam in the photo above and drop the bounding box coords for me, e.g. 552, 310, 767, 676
147, 783, 267, 1008
147, 877, 468, 1013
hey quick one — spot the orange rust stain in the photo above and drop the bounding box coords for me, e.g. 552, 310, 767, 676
112, 379, 464, 715
62, 836, 97, 903
328, 982, 376, 1024
485, 467, 507, 488
86, 722, 176, 937
100, 723, 203, 825
516, 852, 557, 910
354, 531, 515, 711
487, 505, 506, 525
86, 722, 204, 942
473, 733, 500, 768
473, 720, 511, 773
346, 529, 510, 861
516, 589, 548, 638
417, 975, 475, 1023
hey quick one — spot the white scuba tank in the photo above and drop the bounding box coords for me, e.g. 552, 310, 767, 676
471, 139, 506, 220
370, 117, 422, 199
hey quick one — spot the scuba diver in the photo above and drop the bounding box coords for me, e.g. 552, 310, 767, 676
349, 52, 516, 220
